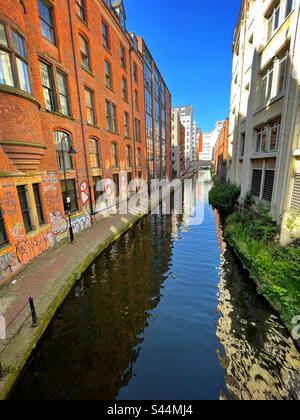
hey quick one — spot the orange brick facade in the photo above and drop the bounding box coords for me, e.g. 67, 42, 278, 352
0, 0, 171, 281
214, 118, 229, 184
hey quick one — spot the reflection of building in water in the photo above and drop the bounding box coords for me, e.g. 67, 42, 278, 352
13, 213, 175, 400
216, 247, 300, 400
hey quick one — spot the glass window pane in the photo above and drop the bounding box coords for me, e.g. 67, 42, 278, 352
12, 32, 26, 58
0, 51, 14, 87
0, 24, 8, 47
16, 58, 31, 93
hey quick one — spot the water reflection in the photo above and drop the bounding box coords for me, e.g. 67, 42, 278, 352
12, 174, 300, 400
214, 211, 300, 400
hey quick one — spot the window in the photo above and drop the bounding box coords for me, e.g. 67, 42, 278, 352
89, 138, 100, 168
0, 209, 8, 248
33, 183, 45, 226
85, 88, 96, 126
134, 118, 141, 142
38, 0, 56, 44
61, 179, 78, 213
120, 45, 126, 69
277, 53, 288, 95
76, 0, 86, 22
135, 89, 139, 111
105, 60, 112, 89
251, 169, 263, 197
126, 145, 132, 168
286, 0, 294, 17
270, 121, 280, 151
0, 24, 31, 93
56, 71, 70, 116
106, 100, 118, 133
17, 185, 33, 233
240, 133, 246, 157
267, 3, 280, 41
40, 61, 55, 111
122, 77, 128, 101
111, 143, 118, 168
54, 131, 74, 170
102, 21, 110, 50
256, 127, 268, 153
93, 176, 102, 203
137, 148, 141, 168
124, 112, 130, 137
291, 173, 300, 212
133, 62, 138, 82
263, 170, 275, 202
113, 174, 120, 199
79, 34, 91, 71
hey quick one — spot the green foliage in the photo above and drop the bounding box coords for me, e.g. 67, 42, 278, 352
225, 210, 300, 331
209, 183, 241, 214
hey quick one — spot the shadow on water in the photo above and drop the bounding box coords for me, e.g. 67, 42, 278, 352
12, 173, 300, 400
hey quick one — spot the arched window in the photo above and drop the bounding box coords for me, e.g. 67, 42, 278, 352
89, 138, 100, 168
126, 145, 131, 168
79, 34, 91, 71
54, 131, 74, 170
111, 142, 118, 168
0, 23, 31, 93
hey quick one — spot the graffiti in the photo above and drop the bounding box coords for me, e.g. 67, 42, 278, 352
10, 223, 23, 241
16, 232, 55, 265
0, 251, 19, 275
2, 191, 17, 217
71, 214, 91, 235
50, 211, 68, 235
44, 191, 61, 213
80, 181, 89, 206
43, 172, 59, 192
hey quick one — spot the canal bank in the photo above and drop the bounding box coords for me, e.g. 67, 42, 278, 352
0, 174, 196, 400
11, 176, 300, 400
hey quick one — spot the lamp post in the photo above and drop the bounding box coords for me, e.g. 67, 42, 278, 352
60, 135, 77, 243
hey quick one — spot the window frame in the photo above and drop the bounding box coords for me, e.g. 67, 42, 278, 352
0, 22, 32, 94
38, 0, 56, 45
85, 87, 96, 126
111, 142, 119, 168
79, 33, 92, 72
124, 111, 130, 138
54, 131, 74, 171
33, 183, 45, 226
89, 138, 101, 169
61, 179, 79, 214
104, 59, 113, 89
120, 44, 127, 69
102, 20, 110, 51
122, 76, 128, 101
0, 209, 9, 248
17, 185, 33, 233
75, 0, 87, 23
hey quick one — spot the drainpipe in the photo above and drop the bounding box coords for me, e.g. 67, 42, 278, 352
129, 46, 138, 183
67, 0, 94, 223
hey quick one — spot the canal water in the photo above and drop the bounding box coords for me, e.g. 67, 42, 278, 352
12, 173, 300, 400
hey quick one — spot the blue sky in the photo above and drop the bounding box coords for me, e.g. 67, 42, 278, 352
125, 0, 242, 132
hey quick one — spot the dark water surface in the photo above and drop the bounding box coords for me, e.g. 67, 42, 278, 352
12, 174, 300, 400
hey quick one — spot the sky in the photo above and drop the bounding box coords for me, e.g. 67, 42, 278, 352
125, 0, 242, 132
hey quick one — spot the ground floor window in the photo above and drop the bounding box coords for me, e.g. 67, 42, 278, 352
113, 174, 120, 200
262, 170, 275, 202
93, 176, 102, 203
251, 167, 275, 202
17, 185, 33, 233
291, 173, 300, 213
0, 209, 8, 248
61, 179, 79, 213
33, 183, 45, 225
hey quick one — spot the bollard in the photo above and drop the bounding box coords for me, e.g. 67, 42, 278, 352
28, 297, 38, 328
0, 362, 5, 380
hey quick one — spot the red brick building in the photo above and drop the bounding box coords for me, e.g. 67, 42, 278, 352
137, 37, 172, 181
0, 0, 149, 281
214, 118, 229, 184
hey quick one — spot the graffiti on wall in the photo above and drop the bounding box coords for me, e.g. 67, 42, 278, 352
71, 212, 91, 235
15, 232, 55, 265
80, 181, 89, 207
0, 251, 20, 276
50, 211, 68, 235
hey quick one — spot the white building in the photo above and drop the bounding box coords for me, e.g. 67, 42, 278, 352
228, 0, 300, 243
173, 105, 194, 164
199, 121, 225, 162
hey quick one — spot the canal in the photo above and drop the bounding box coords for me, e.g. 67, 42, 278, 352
12, 173, 300, 400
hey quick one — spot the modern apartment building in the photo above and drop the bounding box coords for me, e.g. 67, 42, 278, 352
228, 0, 300, 242
0, 0, 148, 282
191, 120, 198, 161
136, 36, 172, 181
199, 121, 225, 162
173, 105, 194, 166
171, 109, 185, 178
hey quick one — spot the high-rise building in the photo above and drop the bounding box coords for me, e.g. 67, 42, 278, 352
173, 106, 194, 165
199, 121, 225, 162
228, 0, 300, 243
171, 110, 185, 178
136, 37, 172, 181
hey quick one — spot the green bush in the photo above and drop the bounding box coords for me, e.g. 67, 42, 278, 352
209, 183, 240, 214
225, 210, 300, 330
